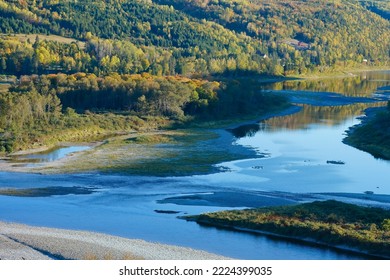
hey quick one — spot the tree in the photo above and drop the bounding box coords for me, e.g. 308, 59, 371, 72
1, 57, 6, 73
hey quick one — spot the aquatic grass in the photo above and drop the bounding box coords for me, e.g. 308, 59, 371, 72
124, 134, 175, 144
37, 129, 258, 176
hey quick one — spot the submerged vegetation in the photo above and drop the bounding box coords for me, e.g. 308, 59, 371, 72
186, 200, 390, 258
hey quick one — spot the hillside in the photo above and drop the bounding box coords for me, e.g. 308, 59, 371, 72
0, 0, 389, 77
0, 0, 389, 152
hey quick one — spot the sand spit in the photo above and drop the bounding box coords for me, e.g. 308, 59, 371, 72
0, 222, 229, 260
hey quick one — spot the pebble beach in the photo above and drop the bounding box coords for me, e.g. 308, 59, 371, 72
0, 221, 229, 260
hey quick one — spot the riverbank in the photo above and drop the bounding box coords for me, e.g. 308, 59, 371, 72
184, 200, 390, 259
296, 67, 390, 80
0, 128, 259, 176
0, 101, 299, 175
2, 68, 389, 175
0, 86, 387, 176
343, 106, 390, 160
0, 221, 229, 260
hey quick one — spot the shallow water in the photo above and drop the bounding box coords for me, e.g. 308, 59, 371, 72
0, 172, 372, 259
208, 105, 390, 195
21, 146, 90, 163
1, 70, 390, 259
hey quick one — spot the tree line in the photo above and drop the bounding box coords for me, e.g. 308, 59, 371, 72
0, 72, 288, 152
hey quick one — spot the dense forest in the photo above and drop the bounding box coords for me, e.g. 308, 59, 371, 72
0, 0, 389, 77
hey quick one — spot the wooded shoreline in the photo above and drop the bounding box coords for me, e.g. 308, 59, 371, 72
343, 105, 390, 160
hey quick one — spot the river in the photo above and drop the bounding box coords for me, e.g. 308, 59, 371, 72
1, 70, 390, 259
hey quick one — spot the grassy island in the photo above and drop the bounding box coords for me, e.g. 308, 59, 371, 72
185, 200, 390, 259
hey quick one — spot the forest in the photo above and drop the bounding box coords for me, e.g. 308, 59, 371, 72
0, 0, 389, 152
0, 73, 288, 152
0, 0, 389, 77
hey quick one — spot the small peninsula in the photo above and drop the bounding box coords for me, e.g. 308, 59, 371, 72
184, 200, 390, 259
344, 101, 390, 160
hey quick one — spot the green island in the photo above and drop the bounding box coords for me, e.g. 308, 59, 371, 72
344, 102, 390, 160
184, 200, 390, 259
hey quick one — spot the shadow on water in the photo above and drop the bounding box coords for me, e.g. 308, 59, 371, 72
228, 123, 268, 138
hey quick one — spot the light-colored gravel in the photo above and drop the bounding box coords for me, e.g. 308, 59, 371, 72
0, 234, 51, 260
0, 221, 230, 260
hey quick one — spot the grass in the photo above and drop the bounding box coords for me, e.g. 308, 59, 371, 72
124, 133, 175, 144
35, 128, 257, 176
185, 200, 390, 259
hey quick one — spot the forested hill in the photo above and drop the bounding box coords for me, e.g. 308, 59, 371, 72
0, 0, 389, 77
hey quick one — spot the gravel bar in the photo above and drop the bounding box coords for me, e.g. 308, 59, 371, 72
0, 221, 229, 260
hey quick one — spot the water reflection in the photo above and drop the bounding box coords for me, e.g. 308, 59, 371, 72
229, 122, 269, 138
265, 103, 386, 131
22, 146, 90, 163
232, 103, 386, 138
232, 71, 390, 138
262, 70, 390, 97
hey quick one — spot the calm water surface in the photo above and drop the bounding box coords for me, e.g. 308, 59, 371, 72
24, 146, 90, 162
1, 71, 390, 259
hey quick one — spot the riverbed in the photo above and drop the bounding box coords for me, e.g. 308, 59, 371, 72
1, 70, 390, 259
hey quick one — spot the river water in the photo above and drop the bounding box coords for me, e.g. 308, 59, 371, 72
1, 71, 390, 259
